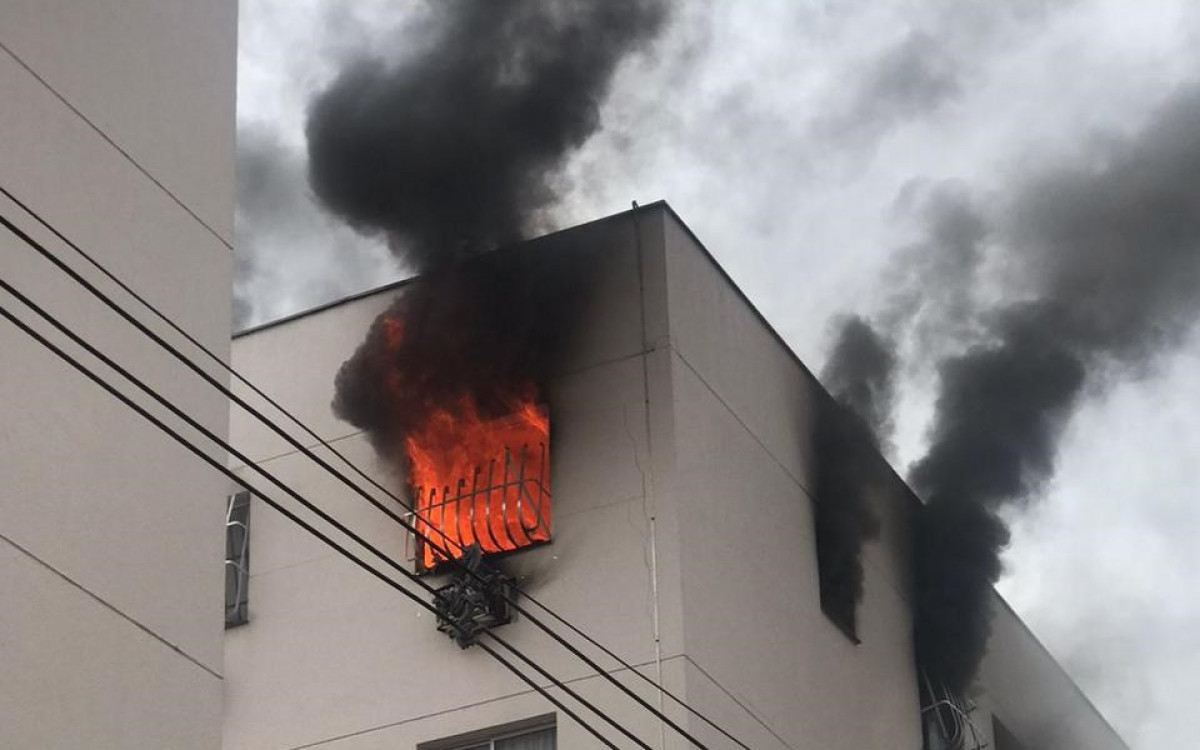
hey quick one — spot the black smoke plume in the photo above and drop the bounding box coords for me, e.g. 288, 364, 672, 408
332, 253, 580, 456
813, 316, 897, 637
312, 1, 670, 461
308, 0, 669, 270
823, 316, 899, 443
909, 87, 1200, 694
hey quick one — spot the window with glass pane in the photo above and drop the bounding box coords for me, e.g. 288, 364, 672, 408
496, 727, 554, 749
225, 491, 250, 627
448, 726, 554, 750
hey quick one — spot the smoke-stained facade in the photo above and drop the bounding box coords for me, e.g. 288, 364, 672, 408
811, 316, 897, 637
223, 1, 1155, 740
307, 0, 672, 506
224, 204, 1127, 750
842, 86, 1200, 695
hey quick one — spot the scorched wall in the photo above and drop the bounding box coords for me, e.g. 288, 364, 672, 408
223, 203, 1123, 750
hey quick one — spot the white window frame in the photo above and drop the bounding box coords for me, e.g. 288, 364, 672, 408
447, 724, 554, 750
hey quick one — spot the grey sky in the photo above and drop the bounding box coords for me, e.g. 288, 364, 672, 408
236, 1, 1200, 745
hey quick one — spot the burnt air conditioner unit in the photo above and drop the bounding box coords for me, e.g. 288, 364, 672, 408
433, 543, 516, 648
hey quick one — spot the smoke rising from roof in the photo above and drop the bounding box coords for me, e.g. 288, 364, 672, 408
885, 183, 988, 359
318, 1, 672, 470
813, 31, 961, 150
901, 87, 1200, 693
307, 0, 669, 271
823, 316, 899, 445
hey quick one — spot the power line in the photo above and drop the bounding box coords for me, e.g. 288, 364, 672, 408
0, 183, 456, 554
0, 287, 638, 750
1, 198, 749, 749
0, 182, 755, 749
0, 201, 733, 750
0, 196, 752, 749
0, 276, 659, 750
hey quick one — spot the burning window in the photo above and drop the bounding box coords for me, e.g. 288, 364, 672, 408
407, 401, 551, 572
330, 289, 558, 574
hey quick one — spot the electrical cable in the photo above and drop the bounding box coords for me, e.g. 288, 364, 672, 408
0, 183, 447, 554
0, 198, 748, 750
0, 184, 756, 750
0, 201, 739, 750
474, 640, 619, 749
0, 193, 755, 749
0, 276, 656, 750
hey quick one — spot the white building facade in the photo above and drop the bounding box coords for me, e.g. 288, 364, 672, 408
224, 205, 1127, 750
0, 2, 236, 748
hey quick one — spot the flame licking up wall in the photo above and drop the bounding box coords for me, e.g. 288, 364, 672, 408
330, 257, 580, 576
364, 304, 553, 571
315, 2, 672, 574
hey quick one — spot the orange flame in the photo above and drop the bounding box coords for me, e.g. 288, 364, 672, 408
373, 310, 552, 570
406, 397, 551, 570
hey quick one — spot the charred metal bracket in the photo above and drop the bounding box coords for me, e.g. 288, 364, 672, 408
433, 544, 515, 648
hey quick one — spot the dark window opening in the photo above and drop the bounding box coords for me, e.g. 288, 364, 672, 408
812, 399, 881, 643
225, 490, 250, 628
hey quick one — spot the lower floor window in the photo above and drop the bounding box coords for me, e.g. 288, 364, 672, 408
437, 723, 554, 750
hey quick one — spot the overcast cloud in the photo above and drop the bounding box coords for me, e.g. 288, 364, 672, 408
236, 1, 1200, 745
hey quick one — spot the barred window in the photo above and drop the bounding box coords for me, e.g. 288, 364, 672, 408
225, 491, 250, 628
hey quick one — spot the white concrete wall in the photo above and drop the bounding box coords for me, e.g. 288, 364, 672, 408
222, 206, 922, 750
224, 213, 673, 749
0, 2, 236, 748
655, 209, 1126, 750
975, 595, 1128, 750
222, 204, 1123, 750
657, 211, 924, 749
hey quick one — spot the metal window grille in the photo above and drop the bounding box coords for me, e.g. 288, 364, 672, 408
225, 491, 250, 628
921, 670, 987, 750
407, 441, 551, 573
